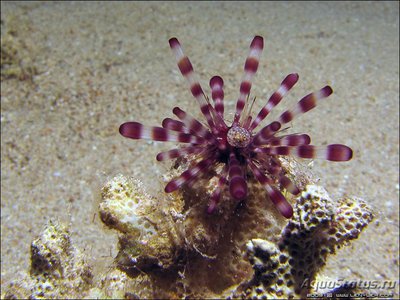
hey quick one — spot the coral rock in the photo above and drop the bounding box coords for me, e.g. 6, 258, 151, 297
231, 185, 374, 299
2, 176, 375, 299
99, 174, 184, 275
2, 220, 93, 299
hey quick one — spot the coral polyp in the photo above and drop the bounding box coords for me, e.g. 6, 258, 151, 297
119, 36, 353, 218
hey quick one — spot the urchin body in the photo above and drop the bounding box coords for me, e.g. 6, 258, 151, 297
119, 36, 352, 218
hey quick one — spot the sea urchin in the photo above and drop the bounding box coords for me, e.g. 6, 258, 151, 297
119, 36, 353, 218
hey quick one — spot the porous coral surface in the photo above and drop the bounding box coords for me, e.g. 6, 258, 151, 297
2, 220, 93, 299
231, 185, 374, 299
0, 169, 379, 299
92, 159, 374, 299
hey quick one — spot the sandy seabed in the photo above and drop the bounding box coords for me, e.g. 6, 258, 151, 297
1, 1, 399, 296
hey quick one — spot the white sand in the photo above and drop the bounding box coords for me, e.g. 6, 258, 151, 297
1, 1, 398, 295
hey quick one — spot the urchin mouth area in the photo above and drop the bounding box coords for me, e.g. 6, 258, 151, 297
227, 126, 251, 148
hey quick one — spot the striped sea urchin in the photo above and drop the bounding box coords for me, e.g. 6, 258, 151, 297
119, 36, 353, 218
